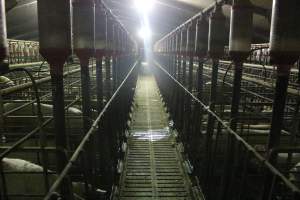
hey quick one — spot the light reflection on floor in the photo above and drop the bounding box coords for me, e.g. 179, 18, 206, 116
131, 128, 170, 141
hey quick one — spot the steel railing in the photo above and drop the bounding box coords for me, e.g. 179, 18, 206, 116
153, 59, 300, 200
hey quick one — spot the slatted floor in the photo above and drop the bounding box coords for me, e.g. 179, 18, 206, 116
119, 73, 194, 200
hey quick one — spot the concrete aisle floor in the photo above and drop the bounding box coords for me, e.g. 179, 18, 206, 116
119, 72, 195, 200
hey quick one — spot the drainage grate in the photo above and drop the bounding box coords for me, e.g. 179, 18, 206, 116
119, 74, 193, 200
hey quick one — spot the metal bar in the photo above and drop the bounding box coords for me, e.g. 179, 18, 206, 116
50, 66, 73, 199
43, 60, 138, 200
96, 57, 103, 112
267, 68, 291, 157
204, 59, 219, 191
156, 0, 225, 45
0, 66, 83, 96
191, 58, 204, 176
154, 60, 300, 195
221, 61, 244, 200
0, 97, 81, 160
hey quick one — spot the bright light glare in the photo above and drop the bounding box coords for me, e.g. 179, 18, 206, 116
138, 27, 152, 39
142, 62, 148, 66
134, 0, 155, 13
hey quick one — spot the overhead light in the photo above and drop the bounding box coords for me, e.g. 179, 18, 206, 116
138, 26, 152, 40
134, 0, 155, 13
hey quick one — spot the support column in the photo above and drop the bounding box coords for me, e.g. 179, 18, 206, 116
262, 0, 300, 198
37, 0, 74, 198
73, 0, 96, 198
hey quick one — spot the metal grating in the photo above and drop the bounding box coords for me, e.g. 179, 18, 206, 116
119, 74, 194, 200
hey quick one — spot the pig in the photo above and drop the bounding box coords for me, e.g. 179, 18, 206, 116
289, 162, 300, 189
3, 102, 84, 132
1, 158, 106, 200
0, 76, 14, 89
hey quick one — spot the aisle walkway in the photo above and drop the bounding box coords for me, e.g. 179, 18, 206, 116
119, 73, 194, 200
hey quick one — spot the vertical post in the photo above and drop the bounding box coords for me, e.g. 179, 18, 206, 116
191, 16, 208, 172
222, 1, 253, 199
0, 1, 8, 198
263, 1, 300, 198
73, 0, 95, 197
205, 3, 227, 197
112, 24, 117, 91
96, 58, 103, 110
170, 34, 176, 116
266, 0, 300, 161
37, 0, 74, 199
172, 35, 176, 77
174, 31, 181, 130
73, 0, 95, 131
101, 13, 114, 192
105, 17, 113, 99
181, 28, 187, 86
95, 3, 106, 113
185, 21, 196, 153
0, 0, 7, 64
0, 0, 7, 141
179, 27, 187, 141
204, 59, 219, 186
267, 67, 290, 153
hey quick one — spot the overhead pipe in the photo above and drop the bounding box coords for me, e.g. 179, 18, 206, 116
37, 0, 74, 199
221, 0, 253, 199
263, 0, 300, 199
204, 2, 227, 196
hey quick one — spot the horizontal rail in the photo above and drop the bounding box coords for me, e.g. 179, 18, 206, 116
0, 65, 84, 96
9, 62, 44, 69
210, 64, 300, 96
2, 79, 81, 117
0, 97, 81, 160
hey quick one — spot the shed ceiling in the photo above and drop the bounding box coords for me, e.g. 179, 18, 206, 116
5, 0, 273, 43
